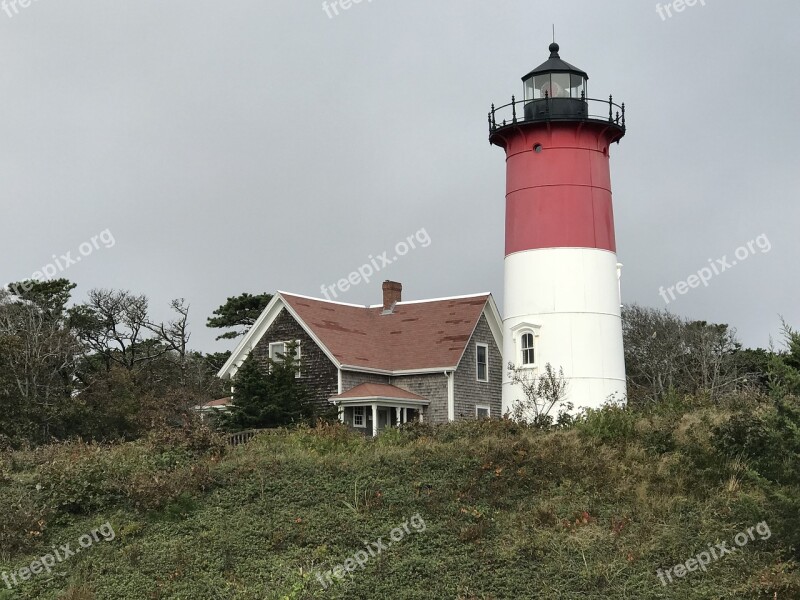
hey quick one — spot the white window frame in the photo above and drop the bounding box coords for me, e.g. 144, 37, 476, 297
293, 339, 302, 378
352, 406, 366, 428
521, 332, 536, 367
476, 405, 491, 419
476, 343, 489, 382
510, 323, 541, 370
269, 340, 302, 378
269, 342, 286, 362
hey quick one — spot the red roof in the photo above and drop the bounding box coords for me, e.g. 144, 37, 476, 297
281, 293, 490, 371
332, 383, 426, 401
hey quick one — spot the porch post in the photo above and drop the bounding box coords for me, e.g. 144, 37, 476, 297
337, 403, 345, 423
395, 407, 401, 427
372, 403, 378, 437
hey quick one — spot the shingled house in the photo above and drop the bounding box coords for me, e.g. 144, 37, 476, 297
217, 282, 503, 436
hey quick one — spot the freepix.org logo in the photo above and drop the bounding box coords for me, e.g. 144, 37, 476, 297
658, 233, 771, 305
656, 0, 707, 21
2, 522, 115, 590
2, 0, 42, 19
322, 0, 373, 19
314, 514, 426, 588
7, 229, 116, 296
320, 228, 431, 301
655, 521, 771, 585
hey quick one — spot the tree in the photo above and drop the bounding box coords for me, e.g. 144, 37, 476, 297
0, 281, 81, 443
622, 305, 742, 407
147, 298, 192, 387
767, 320, 800, 399
0, 280, 235, 446
623, 305, 687, 405
680, 320, 742, 398
207, 292, 273, 340
505, 362, 570, 427
69, 289, 163, 374
730, 347, 773, 392
221, 343, 313, 430
8, 278, 76, 320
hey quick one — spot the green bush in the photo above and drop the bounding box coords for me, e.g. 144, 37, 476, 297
713, 396, 800, 484
33, 427, 223, 515
38, 443, 127, 513
576, 405, 638, 443
0, 491, 49, 554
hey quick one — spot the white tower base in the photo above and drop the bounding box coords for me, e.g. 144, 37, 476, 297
502, 247, 626, 416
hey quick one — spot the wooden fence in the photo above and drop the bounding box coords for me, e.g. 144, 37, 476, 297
225, 428, 283, 447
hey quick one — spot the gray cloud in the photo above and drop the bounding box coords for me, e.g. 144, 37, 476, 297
1, 0, 797, 353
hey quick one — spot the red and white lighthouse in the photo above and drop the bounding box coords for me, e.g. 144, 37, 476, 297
489, 43, 627, 411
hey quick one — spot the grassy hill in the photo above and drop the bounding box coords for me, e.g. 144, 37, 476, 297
1, 395, 799, 599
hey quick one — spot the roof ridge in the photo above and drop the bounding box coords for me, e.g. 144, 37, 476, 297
277, 291, 369, 309
368, 292, 491, 308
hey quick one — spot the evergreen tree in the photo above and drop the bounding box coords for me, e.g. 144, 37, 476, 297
207, 293, 273, 340
768, 320, 800, 398
221, 342, 313, 430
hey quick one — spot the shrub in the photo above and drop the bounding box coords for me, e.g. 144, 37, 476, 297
38, 443, 126, 514
0, 492, 49, 555
713, 396, 800, 484
288, 421, 366, 455
127, 463, 214, 511
33, 430, 222, 516
576, 405, 638, 443
144, 421, 227, 459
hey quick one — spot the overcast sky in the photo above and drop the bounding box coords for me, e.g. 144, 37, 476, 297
1, 0, 798, 355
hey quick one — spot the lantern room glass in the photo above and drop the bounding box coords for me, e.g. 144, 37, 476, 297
524, 77, 536, 102
571, 74, 586, 99
524, 73, 587, 100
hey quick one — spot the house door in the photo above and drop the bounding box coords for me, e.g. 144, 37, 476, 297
377, 408, 391, 431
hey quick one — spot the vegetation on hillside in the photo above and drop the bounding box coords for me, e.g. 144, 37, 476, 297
1, 390, 799, 599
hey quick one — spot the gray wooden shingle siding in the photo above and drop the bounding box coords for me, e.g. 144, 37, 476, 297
250, 308, 339, 413
454, 314, 503, 419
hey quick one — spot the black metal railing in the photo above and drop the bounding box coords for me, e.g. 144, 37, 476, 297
489, 93, 626, 135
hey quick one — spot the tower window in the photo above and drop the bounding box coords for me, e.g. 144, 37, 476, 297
521, 333, 535, 366
476, 343, 489, 382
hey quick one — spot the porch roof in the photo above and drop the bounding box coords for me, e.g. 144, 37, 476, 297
329, 383, 429, 406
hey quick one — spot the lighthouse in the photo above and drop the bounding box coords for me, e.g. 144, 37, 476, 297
489, 42, 627, 412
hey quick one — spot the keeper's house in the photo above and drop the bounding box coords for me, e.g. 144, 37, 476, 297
217, 281, 503, 436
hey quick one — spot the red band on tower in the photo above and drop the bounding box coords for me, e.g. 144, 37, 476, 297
493, 123, 621, 256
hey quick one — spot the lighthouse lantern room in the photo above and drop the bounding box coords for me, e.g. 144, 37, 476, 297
489, 43, 628, 412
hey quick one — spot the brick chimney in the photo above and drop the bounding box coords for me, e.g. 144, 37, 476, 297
382, 280, 402, 312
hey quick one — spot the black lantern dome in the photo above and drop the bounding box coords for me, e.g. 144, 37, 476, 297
522, 43, 588, 101
522, 43, 589, 120
488, 42, 626, 142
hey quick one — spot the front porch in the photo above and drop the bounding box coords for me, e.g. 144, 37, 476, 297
329, 383, 430, 437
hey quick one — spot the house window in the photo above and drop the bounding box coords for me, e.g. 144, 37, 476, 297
476, 405, 490, 419
353, 406, 365, 428
294, 341, 302, 378
476, 343, 488, 382
521, 333, 535, 366
269, 340, 302, 378
269, 342, 286, 361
